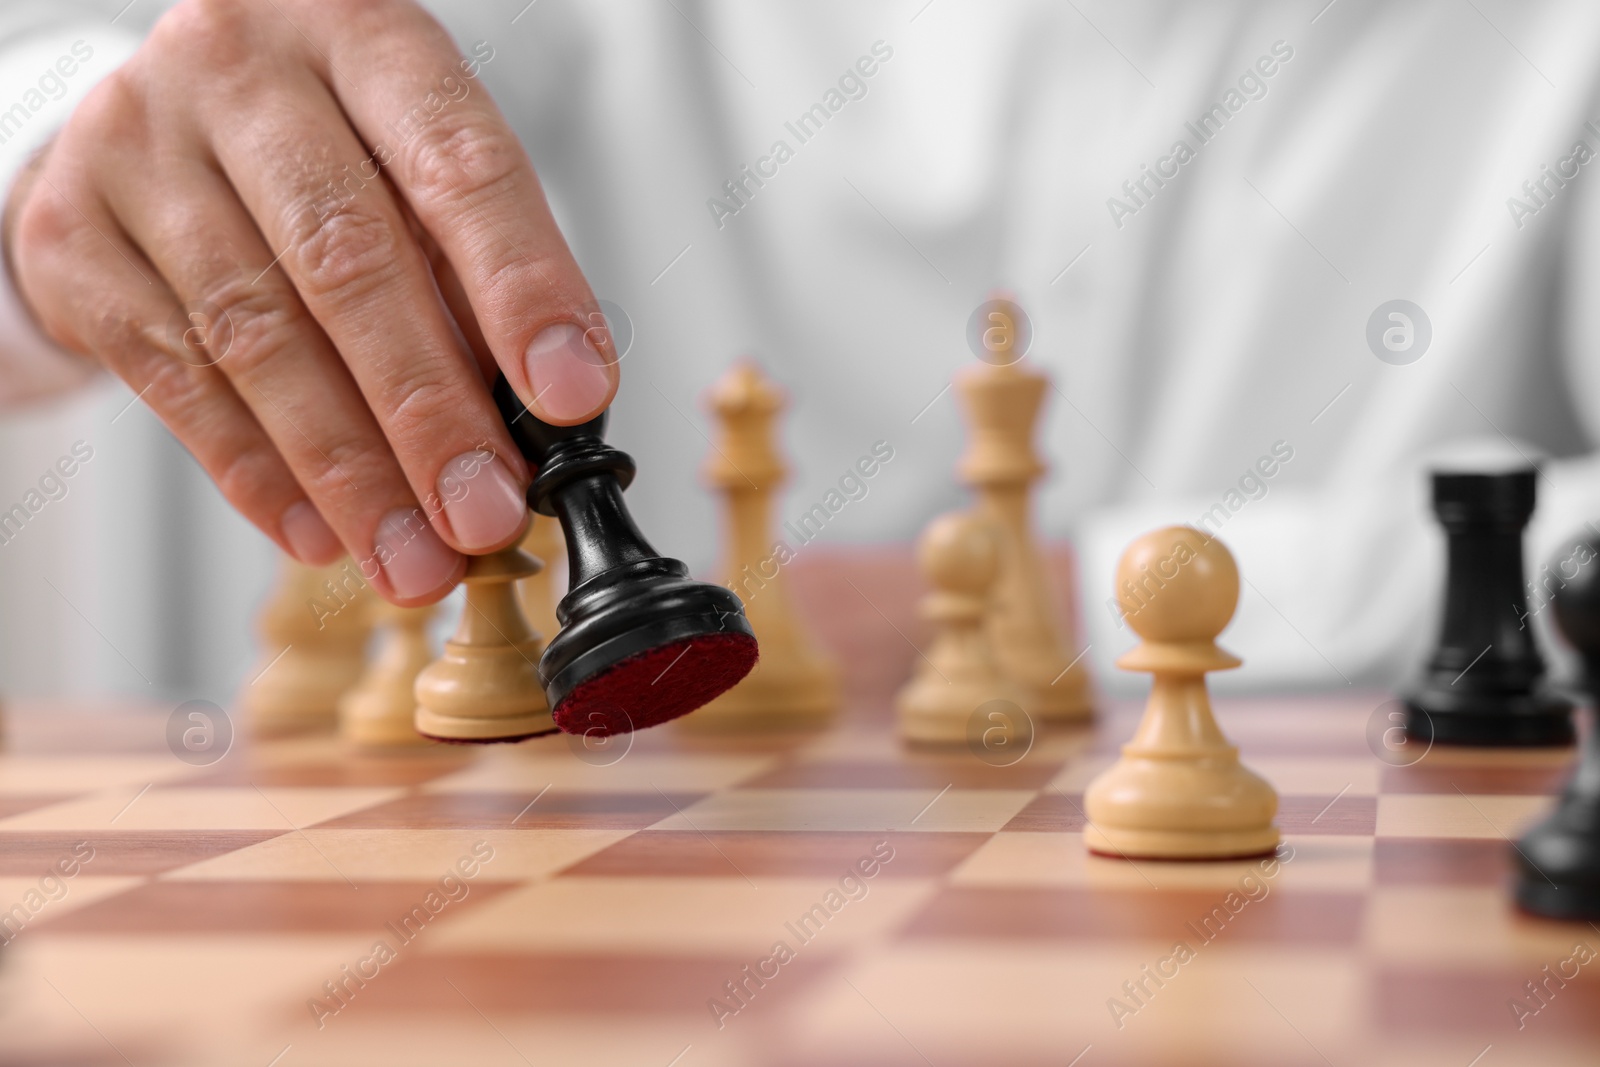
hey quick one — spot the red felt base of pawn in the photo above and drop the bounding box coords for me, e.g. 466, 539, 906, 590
552, 632, 759, 737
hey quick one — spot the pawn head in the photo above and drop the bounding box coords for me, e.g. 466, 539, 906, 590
1116, 526, 1238, 643
1549, 533, 1600, 679
918, 512, 999, 596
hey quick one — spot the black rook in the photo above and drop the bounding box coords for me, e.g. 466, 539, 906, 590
1403, 469, 1573, 747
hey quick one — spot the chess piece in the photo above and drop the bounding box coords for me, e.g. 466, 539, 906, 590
340, 601, 437, 746
517, 512, 566, 642
686, 362, 838, 731
896, 511, 1027, 744
1084, 526, 1278, 860
413, 545, 554, 742
955, 355, 1092, 722
240, 557, 373, 735
1515, 529, 1600, 919
1404, 469, 1574, 746
494, 376, 757, 736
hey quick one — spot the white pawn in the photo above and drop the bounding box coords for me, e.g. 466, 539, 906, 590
1084, 526, 1278, 860
339, 602, 437, 746
240, 557, 372, 735
896, 512, 1027, 744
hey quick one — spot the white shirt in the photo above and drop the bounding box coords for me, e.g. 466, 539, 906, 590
2, 0, 1598, 697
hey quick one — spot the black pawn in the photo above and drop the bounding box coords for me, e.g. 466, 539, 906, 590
493, 377, 757, 735
1515, 530, 1600, 918
1403, 470, 1574, 746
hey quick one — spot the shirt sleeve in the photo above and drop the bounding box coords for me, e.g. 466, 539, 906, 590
0, 16, 141, 409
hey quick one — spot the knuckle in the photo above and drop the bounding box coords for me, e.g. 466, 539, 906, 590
297, 434, 377, 499
67, 68, 143, 144
401, 116, 522, 205
192, 275, 299, 369
475, 252, 565, 319
381, 363, 474, 439
289, 205, 403, 304
152, 0, 258, 72
207, 442, 287, 514
140, 352, 219, 416
74, 300, 163, 370
13, 184, 76, 257
233, 388, 377, 502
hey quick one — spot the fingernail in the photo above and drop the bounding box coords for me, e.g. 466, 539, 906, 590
439, 451, 527, 551
374, 507, 460, 599
281, 500, 341, 564
524, 321, 614, 422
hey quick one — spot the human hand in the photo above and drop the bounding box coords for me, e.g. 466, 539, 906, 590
1, 0, 619, 604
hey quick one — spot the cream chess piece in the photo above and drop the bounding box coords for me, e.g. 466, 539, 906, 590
956, 347, 1092, 722
1084, 526, 1279, 860
241, 557, 373, 735
413, 544, 554, 742
517, 511, 565, 642
339, 602, 437, 746
685, 361, 838, 731
896, 511, 1027, 744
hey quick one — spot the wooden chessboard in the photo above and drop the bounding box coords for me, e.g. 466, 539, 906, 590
0, 550, 1595, 1067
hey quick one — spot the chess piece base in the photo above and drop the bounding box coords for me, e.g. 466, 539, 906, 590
1516, 876, 1600, 920
1085, 823, 1281, 861
414, 641, 555, 743
341, 691, 432, 746
1025, 672, 1094, 723
1514, 788, 1600, 919
896, 671, 1028, 746
898, 715, 972, 746
245, 650, 366, 735
681, 660, 838, 732
414, 707, 556, 743
1084, 754, 1279, 861
1404, 686, 1574, 747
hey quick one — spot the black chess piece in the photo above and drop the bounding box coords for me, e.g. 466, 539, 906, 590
1515, 529, 1600, 919
1403, 469, 1574, 746
493, 376, 757, 736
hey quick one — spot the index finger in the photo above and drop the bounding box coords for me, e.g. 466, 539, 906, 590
296, 2, 619, 426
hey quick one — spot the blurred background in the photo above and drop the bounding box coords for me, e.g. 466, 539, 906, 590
3, 0, 1600, 704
